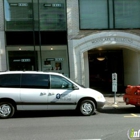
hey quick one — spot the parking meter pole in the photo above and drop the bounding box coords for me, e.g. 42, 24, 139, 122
114, 91, 117, 104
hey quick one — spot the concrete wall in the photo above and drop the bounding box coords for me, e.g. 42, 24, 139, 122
0, 0, 7, 71
67, 0, 79, 38
123, 49, 140, 86
0, 32, 7, 71
0, 0, 4, 31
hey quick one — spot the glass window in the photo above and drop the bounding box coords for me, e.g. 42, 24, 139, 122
0, 74, 20, 88
4, 0, 33, 31
21, 74, 50, 88
4, 0, 66, 31
50, 75, 73, 89
41, 46, 69, 77
8, 51, 38, 71
79, 0, 140, 29
38, 0, 66, 31
114, 0, 140, 28
79, 0, 108, 29
6, 31, 34, 45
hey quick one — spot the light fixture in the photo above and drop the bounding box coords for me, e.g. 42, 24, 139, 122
51, 47, 53, 50
97, 57, 105, 61
97, 52, 105, 61
18, 47, 21, 50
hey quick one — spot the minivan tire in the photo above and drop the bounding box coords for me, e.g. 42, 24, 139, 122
0, 102, 15, 119
79, 100, 95, 116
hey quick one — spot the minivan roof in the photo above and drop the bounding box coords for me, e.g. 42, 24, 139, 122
0, 71, 63, 76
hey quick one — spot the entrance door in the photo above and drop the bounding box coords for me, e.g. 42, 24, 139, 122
88, 50, 124, 92
8, 51, 38, 71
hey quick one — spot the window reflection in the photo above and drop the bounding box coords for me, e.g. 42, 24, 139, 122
4, 0, 66, 31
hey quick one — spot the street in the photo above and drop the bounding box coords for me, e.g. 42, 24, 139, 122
0, 105, 140, 140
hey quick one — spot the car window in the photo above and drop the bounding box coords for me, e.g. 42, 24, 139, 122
21, 74, 50, 89
0, 74, 20, 88
50, 75, 73, 89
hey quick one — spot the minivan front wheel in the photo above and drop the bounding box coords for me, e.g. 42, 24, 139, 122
79, 100, 95, 116
0, 102, 15, 119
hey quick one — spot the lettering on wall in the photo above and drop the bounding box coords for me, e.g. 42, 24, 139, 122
92, 37, 133, 44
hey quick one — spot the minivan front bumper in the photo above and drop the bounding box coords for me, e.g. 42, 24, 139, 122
96, 101, 106, 109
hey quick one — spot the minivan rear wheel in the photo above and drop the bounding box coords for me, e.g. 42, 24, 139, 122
79, 100, 95, 116
0, 102, 15, 119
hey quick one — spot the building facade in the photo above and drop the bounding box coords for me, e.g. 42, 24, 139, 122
1, 0, 140, 92
1, 0, 69, 77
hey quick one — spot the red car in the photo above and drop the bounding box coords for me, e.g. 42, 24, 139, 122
123, 85, 140, 108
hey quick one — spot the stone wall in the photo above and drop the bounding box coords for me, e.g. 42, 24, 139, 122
67, 0, 79, 39
0, 0, 4, 31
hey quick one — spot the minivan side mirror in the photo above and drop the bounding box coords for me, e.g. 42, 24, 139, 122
73, 85, 79, 90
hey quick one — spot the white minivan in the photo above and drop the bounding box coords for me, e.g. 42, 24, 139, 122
0, 71, 106, 118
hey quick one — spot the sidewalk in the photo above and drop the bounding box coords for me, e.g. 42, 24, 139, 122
104, 93, 126, 107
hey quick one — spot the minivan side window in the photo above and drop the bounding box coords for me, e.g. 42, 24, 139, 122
21, 74, 50, 89
0, 74, 20, 88
50, 75, 73, 89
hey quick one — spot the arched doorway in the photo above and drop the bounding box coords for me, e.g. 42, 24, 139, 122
68, 31, 140, 93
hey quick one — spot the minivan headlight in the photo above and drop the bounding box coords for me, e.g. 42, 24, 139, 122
97, 95, 104, 99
